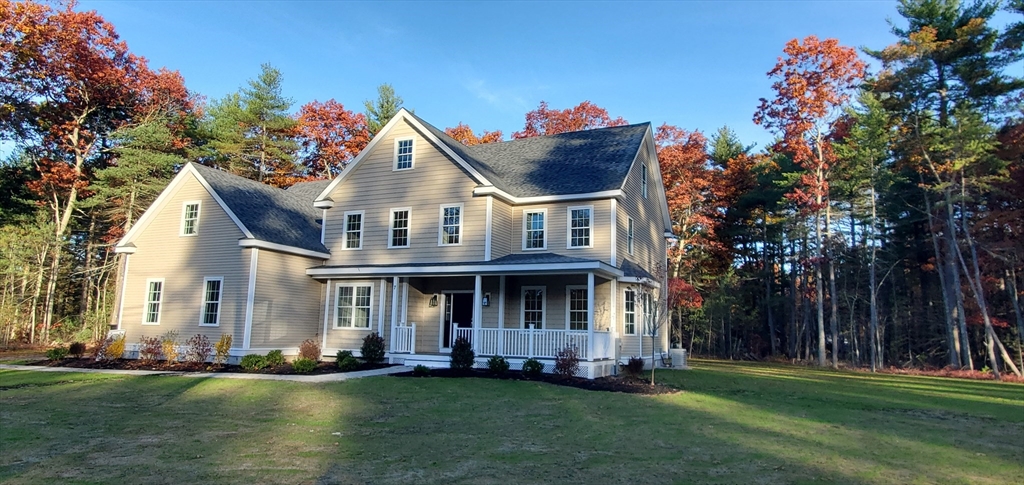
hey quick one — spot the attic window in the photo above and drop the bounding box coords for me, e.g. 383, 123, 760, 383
641, 164, 648, 199
394, 138, 414, 170
180, 201, 201, 236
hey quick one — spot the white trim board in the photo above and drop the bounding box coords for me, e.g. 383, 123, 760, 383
238, 239, 330, 259
307, 261, 623, 279
473, 186, 623, 205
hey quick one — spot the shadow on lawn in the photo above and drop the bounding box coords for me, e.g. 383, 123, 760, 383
2, 367, 1022, 485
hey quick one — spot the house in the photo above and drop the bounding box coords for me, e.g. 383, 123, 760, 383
113, 109, 674, 378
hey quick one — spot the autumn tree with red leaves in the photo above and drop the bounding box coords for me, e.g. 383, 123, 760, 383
1, 0, 192, 341
444, 123, 503, 146
513, 101, 627, 139
296, 99, 370, 178
754, 35, 866, 367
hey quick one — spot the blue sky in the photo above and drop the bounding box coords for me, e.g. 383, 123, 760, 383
80, 1, 1013, 149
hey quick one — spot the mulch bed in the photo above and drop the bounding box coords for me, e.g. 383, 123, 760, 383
391, 367, 678, 395
25, 358, 396, 376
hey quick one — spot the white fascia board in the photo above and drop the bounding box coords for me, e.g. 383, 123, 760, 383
313, 199, 334, 209
307, 261, 624, 279
314, 109, 490, 203
113, 245, 136, 254
238, 238, 330, 259
473, 186, 623, 205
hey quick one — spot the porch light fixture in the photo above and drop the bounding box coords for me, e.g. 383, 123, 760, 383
482, 293, 491, 307
429, 294, 438, 307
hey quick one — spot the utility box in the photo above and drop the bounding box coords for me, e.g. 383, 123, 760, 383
669, 349, 689, 369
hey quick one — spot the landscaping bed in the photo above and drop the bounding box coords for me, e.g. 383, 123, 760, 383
26, 357, 396, 375
391, 367, 678, 395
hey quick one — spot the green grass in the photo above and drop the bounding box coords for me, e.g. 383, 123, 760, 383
1, 360, 1021, 484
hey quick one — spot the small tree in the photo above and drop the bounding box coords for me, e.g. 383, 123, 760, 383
449, 336, 475, 372
361, 332, 386, 365
635, 267, 669, 385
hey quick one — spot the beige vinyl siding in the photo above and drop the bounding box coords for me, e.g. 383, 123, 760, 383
250, 250, 322, 349
618, 144, 668, 276
324, 278, 388, 351
323, 120, 486, 264
490, 197, 513, 259
120, 173, 249, 343
510, 201, 611, 262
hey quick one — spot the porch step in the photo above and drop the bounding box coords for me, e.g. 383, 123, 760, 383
394, 354, 450, 369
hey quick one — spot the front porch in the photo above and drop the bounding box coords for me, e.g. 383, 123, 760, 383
310, 255, 656, 378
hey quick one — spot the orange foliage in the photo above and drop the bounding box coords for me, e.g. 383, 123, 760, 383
295, 99, 370, 179
444, 123, 503, 145
754, 36, 866, 212
512, 101, 627, 139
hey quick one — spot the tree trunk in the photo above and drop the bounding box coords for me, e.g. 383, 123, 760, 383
827, 203, 840, 368
79, 215, 97, 326
815, 210, 826, 367
764, 217, 777, 356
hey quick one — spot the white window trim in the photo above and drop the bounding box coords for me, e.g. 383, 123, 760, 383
520, 285, 547, 329
393, 137, 415, 171
566, 205, 594, 249
179, 201, 201, 237
438, 203, 464, 247
142, 278, 165, 326
199, 276, 223, 327
342, 210, 365, 250
388, 207, 412, 249
565, 285, 589, 331
642, 293, 657, 336
623, 289, 637, 336
522, 208, 548, 251
627, 217, 635, 255
641, 164, 649, 199
334, 283, 374, 330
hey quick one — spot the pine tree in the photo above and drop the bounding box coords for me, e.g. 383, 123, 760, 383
364, 83, 404, 136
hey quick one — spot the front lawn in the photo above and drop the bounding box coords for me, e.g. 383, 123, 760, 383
1, 360, 1020, 484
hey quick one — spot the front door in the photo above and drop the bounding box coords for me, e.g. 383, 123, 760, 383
442, 292, 474, 350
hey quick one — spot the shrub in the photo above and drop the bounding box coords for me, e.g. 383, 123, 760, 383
338, 355, 360, 372
624, 356, 644, 377
138, 335, 163, 363
412, 364, 431, 377
46, 346, 69, 361
291, 357, 317, 373
553, 344, 581, 378
161, 331, 179, 363
361, 332, 386, 365
184, 334, 212, 364
240, 354, 267, 371
336, 350, 353, 363
298, 339, 321, 362
102, 333, 127, 361
449, 336, 475, 372
265, 349, 285, 367
68, 342, 86, 359
213, 334, 232, 365
486, 355, 510, 376
522, 358, 544, 379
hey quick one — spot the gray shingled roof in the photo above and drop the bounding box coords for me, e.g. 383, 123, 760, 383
619, 259, 656, 280
190, 163, 329, 254
406, 111, 650, 197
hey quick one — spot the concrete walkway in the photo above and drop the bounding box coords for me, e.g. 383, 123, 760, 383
0, 364, 412, 382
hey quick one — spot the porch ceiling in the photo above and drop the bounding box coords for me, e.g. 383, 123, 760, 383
306, 253, 623, 280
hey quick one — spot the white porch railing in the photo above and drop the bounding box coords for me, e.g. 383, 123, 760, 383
472, 327, 613, 360
392, 323, 416, 354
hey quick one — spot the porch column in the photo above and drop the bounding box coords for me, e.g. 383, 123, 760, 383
390, 276, 399, 352
498, 275, 506, 355
377, 278, 386, 335
473, 274, 483, 354
322, 278, 332, 351
587, 272, 595, 362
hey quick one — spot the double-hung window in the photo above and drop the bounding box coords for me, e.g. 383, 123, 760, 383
143, 279, 164, 325
394, 138, 414, 170
389, 208, 410, 248
642, 293, 657, 335
180, 201, 201, 236
523, 209, 546, 250
641, 164, 648, 198
335, 284, 373, 329
439, 204, 462, 245
627, 217, 635, 255
522, 287, 545, 329
200, 277, 222, 326
343, 211, 364, 250
567, 206, 592, 249
623, 289, 637, 335
567, 286, 588, 330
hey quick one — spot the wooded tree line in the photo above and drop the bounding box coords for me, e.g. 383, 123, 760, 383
1, 1, 1021, 378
